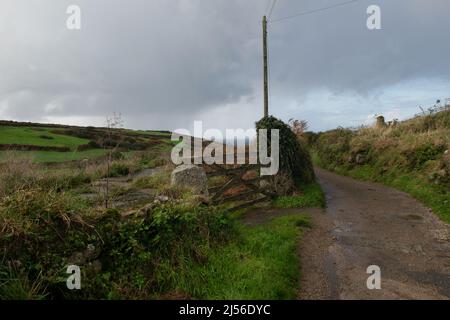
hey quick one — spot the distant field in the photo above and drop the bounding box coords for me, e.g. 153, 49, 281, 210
0, 123, 173, 163
0, 126, 89, 149
130, 129, 172, 137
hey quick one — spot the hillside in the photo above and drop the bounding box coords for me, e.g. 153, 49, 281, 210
310, 109, 450, 222
0, 120, 173, 163
0, 117, 323, 300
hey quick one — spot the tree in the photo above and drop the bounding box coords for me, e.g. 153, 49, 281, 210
288, 119, 309, 138
103, 113, 124, 209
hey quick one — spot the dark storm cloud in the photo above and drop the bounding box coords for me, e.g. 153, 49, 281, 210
269, 0, 450, 96
0, 0, 449, 130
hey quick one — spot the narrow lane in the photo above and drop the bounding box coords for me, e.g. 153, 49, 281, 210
299, 168, 450, 300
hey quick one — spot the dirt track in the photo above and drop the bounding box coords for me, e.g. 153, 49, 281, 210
298, 168, 450, 300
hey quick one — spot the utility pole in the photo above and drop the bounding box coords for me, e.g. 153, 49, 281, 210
262, 15, 269, 118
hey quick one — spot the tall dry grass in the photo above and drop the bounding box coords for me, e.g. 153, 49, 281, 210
0, 152, 36, 196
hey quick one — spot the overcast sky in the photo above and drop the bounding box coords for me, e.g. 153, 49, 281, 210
1, 0, 449, 132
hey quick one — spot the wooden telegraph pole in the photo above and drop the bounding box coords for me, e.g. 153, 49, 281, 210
262, 15, 269, 118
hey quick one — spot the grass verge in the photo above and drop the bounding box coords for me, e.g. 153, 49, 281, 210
274, 183, 326, 209
177, 214, 310, 299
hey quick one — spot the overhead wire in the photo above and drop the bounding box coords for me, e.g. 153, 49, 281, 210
263, 0, 365, 118
268, 0, 279, 19
270, 0, 361, 23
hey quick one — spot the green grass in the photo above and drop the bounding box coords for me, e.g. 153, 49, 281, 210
0, 149, 107, 163
0, 126, 89, 149
144, 130, 172, 137
0, 269, 47, 300
274, 183, 326, 209
178, 214, 310, 299
0, 125, 174, 164
125, 129, 172, 138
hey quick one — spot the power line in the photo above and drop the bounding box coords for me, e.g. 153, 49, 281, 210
268, 0, 279, 20
270, 0, 361, 23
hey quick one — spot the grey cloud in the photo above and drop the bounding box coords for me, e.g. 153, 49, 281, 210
269, 0, 450, 95
0, 0, 449, 131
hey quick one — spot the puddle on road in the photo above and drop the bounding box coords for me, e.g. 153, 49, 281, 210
402, 214, 424, 221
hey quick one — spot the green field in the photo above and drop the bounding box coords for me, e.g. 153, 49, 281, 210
0, 126, 89, 149
129, 129, 172, 137
0, 124, 173, 163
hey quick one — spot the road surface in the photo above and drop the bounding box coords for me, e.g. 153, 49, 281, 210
299, 168, 450, 300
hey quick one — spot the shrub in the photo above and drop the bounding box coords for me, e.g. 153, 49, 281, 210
256, 116, 315, 186
139, 153, 168, 168
39, 135, 54, 140
404, 143, 446, 169
315, 128, 353, 166
0, 187, 88, 240
108, 163, 130, 177
75, 144, 91, 151
0, 192, 235, 299
88, 140, 101, 148
0, 187, 93, 299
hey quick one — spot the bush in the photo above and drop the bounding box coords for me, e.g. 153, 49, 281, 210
88, 140, 101, 148
76, 144, 92, 151
315, 128, 353, 166
108, 163, 130, 177
405, 143, 446, 169
39, 135, 54, 140
0, 194, 234, 299
256, 116, 315, 186
139, 153, 168, 168
0, 153, 234, 299
0, 187, 89, 240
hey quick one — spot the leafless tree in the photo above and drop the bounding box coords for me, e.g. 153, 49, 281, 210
103, 113, 124, 209
288, 118, 309, 138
